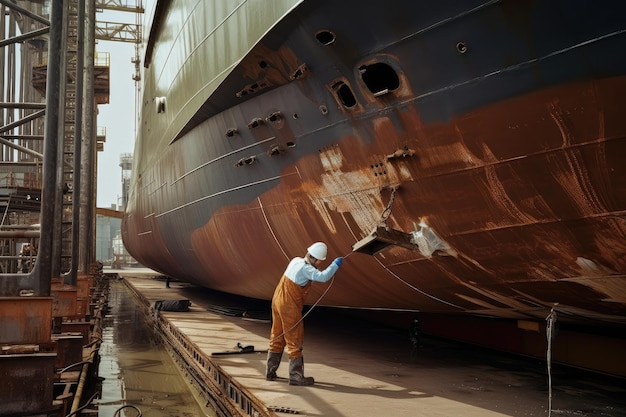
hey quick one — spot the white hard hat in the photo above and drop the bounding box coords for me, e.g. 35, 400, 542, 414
307, 242, 327, 260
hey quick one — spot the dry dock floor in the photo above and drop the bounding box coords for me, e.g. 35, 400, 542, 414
114, 270, 626, 417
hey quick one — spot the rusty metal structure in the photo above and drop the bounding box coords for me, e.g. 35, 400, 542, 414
0, 1, 101, 414
123, 0, 626, 376
0, 1, 144, 415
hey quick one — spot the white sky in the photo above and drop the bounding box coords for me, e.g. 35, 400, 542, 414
95, 6, 150, 209
95, 41, 137, 209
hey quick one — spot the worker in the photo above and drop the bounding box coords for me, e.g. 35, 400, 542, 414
266, 242, 343, 386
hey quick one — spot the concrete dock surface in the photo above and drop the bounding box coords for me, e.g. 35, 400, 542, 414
113, 269, 626, 417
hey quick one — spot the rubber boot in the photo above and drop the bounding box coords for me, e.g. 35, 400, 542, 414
266, 351, 282, 381
288, 357, 314, 386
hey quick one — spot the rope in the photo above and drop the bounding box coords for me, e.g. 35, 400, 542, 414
379, 186, 398, 228
545, 307, 557, 417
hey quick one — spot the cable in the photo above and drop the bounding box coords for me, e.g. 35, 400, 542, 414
64, 392, 99, 417
545, 307, 557, 417
57, 361, 90, 374
83, 337, 102, 348
269, 184, 393, 333
113, 405, 142, 417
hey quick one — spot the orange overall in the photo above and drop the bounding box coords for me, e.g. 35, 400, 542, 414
269, 275, 311, 359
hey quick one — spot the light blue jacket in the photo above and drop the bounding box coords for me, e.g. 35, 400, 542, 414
284, 257, 339, 286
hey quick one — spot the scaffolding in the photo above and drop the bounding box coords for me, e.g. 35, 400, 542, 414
0, 1, 144, 415
0, 0, 143, 275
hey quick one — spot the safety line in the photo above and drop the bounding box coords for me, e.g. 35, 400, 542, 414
374, 255, 465, 309
258, 196, 290, 262
546, 308, 557, 417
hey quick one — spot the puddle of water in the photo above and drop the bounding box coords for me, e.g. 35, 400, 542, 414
97, 279, 215, 417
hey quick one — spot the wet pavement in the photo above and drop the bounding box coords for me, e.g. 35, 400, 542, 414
97, 278, 214, 417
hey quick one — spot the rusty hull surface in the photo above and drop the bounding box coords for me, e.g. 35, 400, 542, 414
123, 0, 626, 336
183, 77, 626, 321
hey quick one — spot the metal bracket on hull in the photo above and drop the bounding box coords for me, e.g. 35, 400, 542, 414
352, 185, 415, 255
234, 156, 256, 167
352, 226, 415, 255
290, 63, 308, 80
352, 222, 455, 258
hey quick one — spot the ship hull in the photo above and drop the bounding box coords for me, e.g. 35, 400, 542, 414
123, 0, 626, 329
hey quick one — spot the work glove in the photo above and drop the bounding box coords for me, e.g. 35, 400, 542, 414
333, 257, 343, 267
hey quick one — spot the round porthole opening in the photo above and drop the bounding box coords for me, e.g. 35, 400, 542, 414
315, 30, 336, 46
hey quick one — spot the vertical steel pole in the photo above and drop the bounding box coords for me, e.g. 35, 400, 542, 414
79, 0, 95, 273
6, 9, 15, 161
52, 1, 69, 279
0, 5, 5, 138
38, 0, 65, 295
1, 5, 8, 269
68, 0, 85, 285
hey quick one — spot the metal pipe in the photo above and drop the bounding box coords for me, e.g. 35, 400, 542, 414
69, 344, 99, 416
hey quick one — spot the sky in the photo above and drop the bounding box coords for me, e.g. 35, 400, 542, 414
95, 6, 150, 209
95, 39, 137, 209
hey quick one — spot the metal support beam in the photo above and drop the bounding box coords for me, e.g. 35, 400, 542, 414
96, 0, 145, 13
80, 0, 96, 273
0, 161, 41, 168
0, 103, 46, 109
36, 0, 65, 296
51, 1, 70, 279
95, 21, 141, 43
0, 231, 40, 238
0, 0, 50, 25
0, 136, 43, 159
0, 135, 44, 140
0, 0, 62, 296
0, 109, 45, 133
0, 27, 50, 48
